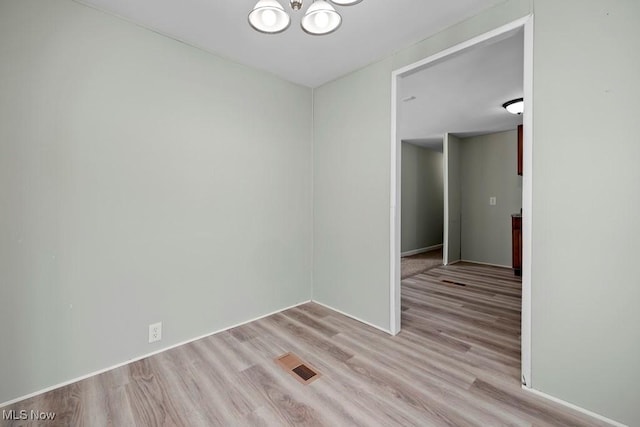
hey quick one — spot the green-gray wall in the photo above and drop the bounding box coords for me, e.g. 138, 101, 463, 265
0, 0, 312, 404
312, 58, 392, 329
313, 0, 639, 424
460, 130, 522, 266
401, 143, 443, 254
532, 1, 640, 424
2, 0, 638, 423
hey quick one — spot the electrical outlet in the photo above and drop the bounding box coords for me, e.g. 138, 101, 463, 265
149, 322, 162, 343
489, 196, 497, 206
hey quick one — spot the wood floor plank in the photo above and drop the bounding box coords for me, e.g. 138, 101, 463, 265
239, 364, 324, 426
125, 357, 187, 427
1, 263, 610, 426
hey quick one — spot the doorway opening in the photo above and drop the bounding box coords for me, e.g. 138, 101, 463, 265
389, 15, 534, 388
399, 140, 444, 280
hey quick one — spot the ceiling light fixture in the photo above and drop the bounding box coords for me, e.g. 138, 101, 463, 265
502, 98, 524, 115
329, 0, 363, 4
249, 0, 361, 36
301, 1, 341, 35
248, 0, 291, 34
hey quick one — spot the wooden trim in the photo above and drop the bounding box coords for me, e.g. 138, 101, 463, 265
0, 299, 312, 408
521, 15, 534, 389
522, 387, 628, 427
460, 260, 511, 269
390, 70, 401, 335
392, 16, 531, 77
312, 300, 393, 335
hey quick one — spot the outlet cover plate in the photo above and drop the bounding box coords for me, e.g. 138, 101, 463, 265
149, 322, 162, 343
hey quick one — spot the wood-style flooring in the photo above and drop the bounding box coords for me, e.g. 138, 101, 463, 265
401, 247, 442, 279
1, 263, 609, 426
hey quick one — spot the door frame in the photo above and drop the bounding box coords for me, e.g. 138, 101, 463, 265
389, 15, 534, 388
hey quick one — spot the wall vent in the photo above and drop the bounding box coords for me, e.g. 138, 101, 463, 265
275, 352, 321, 385
442, 279, 466, 286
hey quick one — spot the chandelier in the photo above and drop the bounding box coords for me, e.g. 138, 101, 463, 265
248, 0, 363, 36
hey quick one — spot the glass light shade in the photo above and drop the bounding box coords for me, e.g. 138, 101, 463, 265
248, 0, 291, 34
330, 0, 363, 5
301, 0, 341, 35
503, 98, 524, 115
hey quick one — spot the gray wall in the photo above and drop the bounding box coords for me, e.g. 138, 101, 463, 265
445, 134, 462, 264
401, 143, 443, 254
2, 0, 638, 423
313, 0, 530, 332
312, 58, 392, 328
460, 130, 522, 266
0, 0, 312, 404
313, 0, 639, 424
531, 1, 640, 424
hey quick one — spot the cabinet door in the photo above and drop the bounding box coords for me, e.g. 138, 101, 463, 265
517, 125, 523, 176
512, 216, 522, 276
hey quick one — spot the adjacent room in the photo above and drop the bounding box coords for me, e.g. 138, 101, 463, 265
1, 0, 638, 426
396, 32, 525, 414
398, 30, 523, 278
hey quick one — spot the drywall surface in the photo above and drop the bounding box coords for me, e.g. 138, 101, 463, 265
446, 134, 462, 264
460, 130, 521, 266
0, 0, 312, 404
530, 1, 640, 425
314, 0, 639, 423
313, 0, 531, 332
312, 58, 393, 329
401, 143, 443, 253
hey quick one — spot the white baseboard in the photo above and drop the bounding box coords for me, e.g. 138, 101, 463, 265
0, 299, 311, 408
312, 300, 393, 335
522, 386, 627, 427
461, 259, 511, 269
401, 244, 443, 257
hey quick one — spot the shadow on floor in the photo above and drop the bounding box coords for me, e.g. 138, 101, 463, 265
401, 247, 443, 279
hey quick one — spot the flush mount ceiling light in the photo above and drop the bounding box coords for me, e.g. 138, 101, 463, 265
249, 0, 361, 36
503, 98, 524, 115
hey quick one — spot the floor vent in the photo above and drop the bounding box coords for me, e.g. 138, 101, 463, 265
275, 352, 321, 385
442, 279, 466, 286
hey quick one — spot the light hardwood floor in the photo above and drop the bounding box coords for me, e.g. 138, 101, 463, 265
2, 263, 609, 426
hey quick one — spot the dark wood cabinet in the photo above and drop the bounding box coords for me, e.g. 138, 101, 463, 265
518, 125, 524, 175
511, 214, 522, 276
517, 124, 523, 176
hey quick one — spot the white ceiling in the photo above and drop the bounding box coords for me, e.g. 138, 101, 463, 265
75, 0, 504, 88
399, 29, 524, 150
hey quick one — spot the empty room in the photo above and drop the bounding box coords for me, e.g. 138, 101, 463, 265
1, 0, 638, 426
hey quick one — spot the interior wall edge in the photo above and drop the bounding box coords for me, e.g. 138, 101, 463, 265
311, 300, 393, 335
522, 387, 628, 427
